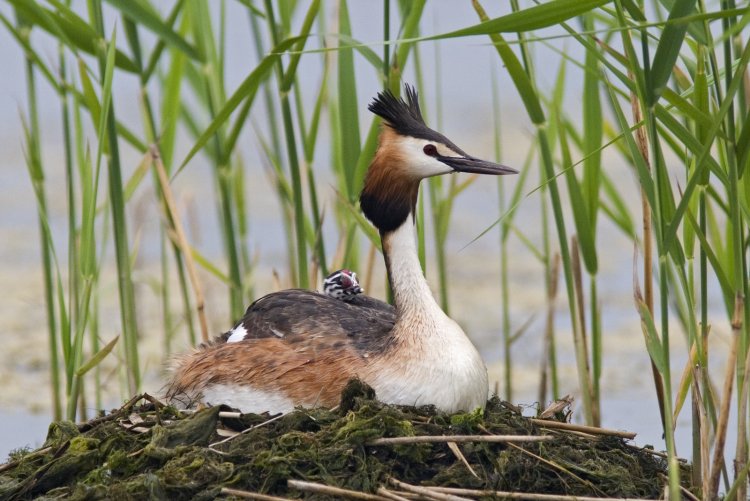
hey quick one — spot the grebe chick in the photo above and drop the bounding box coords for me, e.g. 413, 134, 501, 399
165, 84, 517, 414
323, 269, 364, 301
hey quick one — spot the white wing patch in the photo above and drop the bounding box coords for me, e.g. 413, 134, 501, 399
226, 324, 248, 343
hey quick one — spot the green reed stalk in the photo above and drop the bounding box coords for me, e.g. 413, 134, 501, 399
246, 6, 297, 281
492, 72, 513, 400
261, 0, 320, 289
123, 4, 205, 343
58, 41, 78, 423
87, 1, 141, 393
472, 0, 593, 425
299, 70, 330, 277
18, 13, 61, 420
187, 1, 245, 317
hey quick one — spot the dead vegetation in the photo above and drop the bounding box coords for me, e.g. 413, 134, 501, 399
0, 380, 686, 500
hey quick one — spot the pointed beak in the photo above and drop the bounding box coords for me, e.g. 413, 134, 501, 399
439, 155, 518, 175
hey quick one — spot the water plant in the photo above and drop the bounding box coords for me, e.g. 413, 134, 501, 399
2, 1, 749, 498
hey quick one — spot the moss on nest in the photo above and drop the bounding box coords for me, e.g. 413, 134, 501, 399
0, 380, 684, 500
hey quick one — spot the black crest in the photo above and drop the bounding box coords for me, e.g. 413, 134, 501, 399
368, 85, 466, 153
368, 85, 426, 137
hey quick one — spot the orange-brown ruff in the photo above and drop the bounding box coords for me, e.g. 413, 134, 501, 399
165, 85, 517, 414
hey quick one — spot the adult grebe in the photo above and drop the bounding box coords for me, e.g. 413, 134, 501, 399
165, 85, 517, 413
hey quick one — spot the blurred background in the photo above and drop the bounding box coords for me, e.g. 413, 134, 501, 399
0, 1, 741, 481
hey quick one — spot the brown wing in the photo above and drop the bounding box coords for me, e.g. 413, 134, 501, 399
223, 289, 396, 353
165, 336, 368, 409
166, 290, 397, 409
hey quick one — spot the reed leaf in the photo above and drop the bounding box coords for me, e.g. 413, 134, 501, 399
434, 0, 611, 39
103, 0, 200, 61
176, 36, 301, 175
337, 0, 361, 201
9, 0, 138, 72
647, 0, 698, 106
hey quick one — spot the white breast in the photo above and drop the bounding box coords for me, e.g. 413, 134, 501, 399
366, 317, 489, 413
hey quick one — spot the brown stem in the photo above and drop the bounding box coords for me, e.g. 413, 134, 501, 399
707, 293, 743, 499
152, 146, 210, 342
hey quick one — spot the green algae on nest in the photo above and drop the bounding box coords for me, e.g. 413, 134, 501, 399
0, 380, 681, 500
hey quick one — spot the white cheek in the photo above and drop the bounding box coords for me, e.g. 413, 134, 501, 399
398, 137, 454, 178
415, 156, 453, 178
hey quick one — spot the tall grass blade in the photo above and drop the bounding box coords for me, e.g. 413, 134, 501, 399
647, 0, 698, 106
434, 0, 610, 39
103, 0, 200, 60
8, 0, 138, 72
91, 18, 141, 394
176, 36, 301, 175
337, 0, 361, 201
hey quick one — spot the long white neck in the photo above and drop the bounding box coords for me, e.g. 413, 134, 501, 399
373, 213, 489, 412
382, 215, 447, 335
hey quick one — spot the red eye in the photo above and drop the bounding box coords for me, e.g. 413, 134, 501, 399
423, 144, 438, 156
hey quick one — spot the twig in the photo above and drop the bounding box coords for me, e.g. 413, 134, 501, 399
368, 434, 552, 445
0, 446, 53, 474
209, 412, 285, 448
539, 394, 572, 419
388, 478, 470, 501
446, 441, 478, 478
376, 487, 412, 501
528, 418, 636, 439
506, 443, 607, 497
625, 444, 667, 459
151, 145, 209, 342
427, 486, 657, 501
288, 479, 387, 500
76, 393, 145, 432
220, 487, 293, 500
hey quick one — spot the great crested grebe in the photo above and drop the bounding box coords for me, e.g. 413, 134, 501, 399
165, 85, 517, 414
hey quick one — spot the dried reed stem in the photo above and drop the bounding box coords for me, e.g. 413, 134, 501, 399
209, 413, 286, 448
528, 418, 636, 439
368, 434, 553, 445
426, 486, 657, 501
692, 367, 710, 497
376, 487, 413, 501
707, 293, 742, 498
446, 441, 478, 478
220, 487, 293, 500
734, 341, 750, 501
151, 145, 209, 342
389, 478, 470, 501
628, 79, 666, 432
288, 479, 388, 500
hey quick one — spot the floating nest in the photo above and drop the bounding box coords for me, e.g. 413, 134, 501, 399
0, 380, 687, 500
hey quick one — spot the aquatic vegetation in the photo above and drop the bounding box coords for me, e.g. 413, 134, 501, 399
0, 382, 676, 499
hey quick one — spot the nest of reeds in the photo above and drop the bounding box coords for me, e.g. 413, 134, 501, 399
0, 380, 687, 500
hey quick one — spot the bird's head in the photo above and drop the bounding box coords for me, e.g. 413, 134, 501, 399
360, 84, 517, 233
